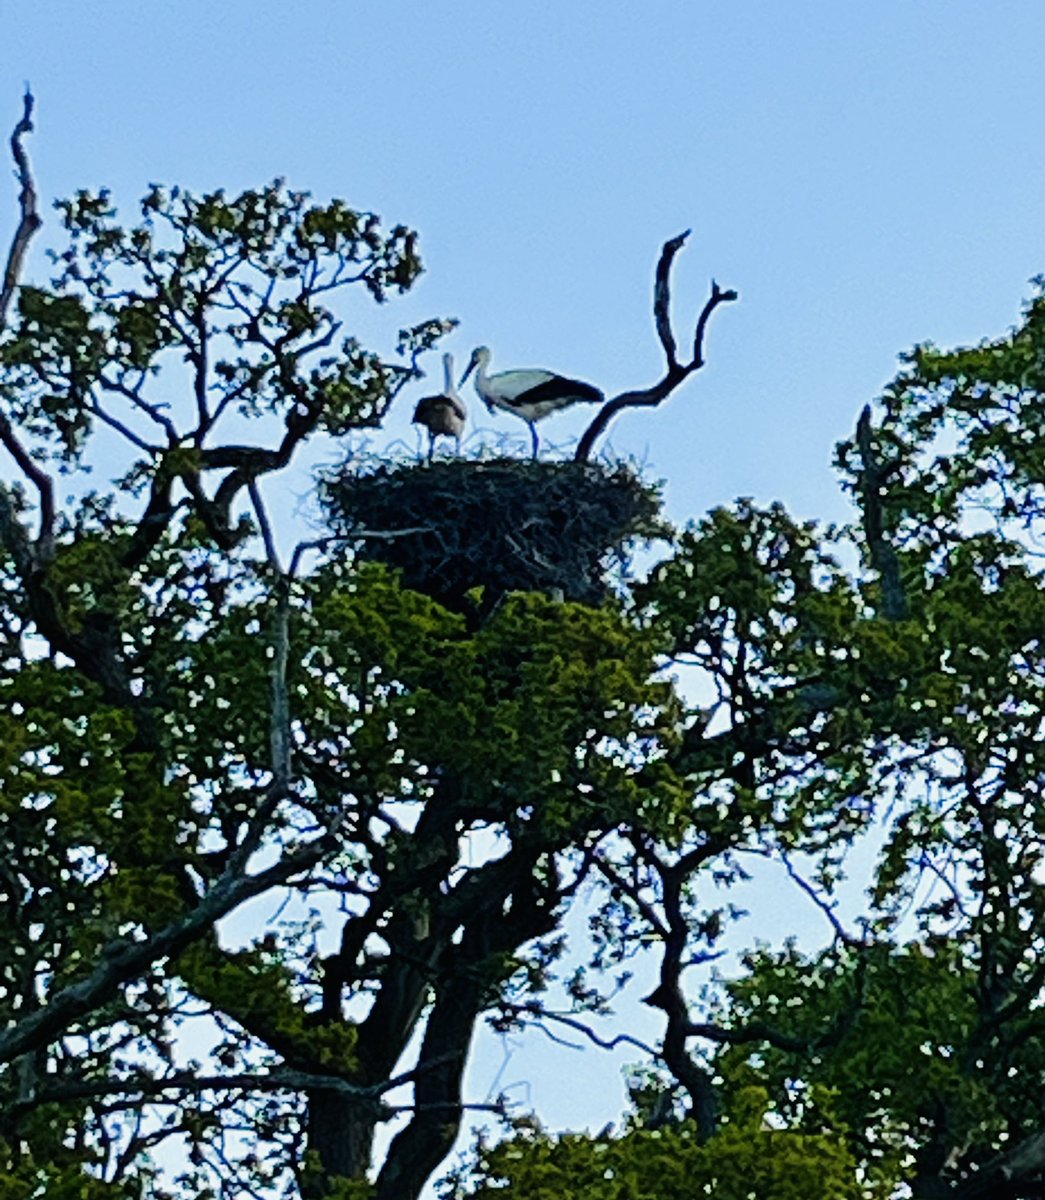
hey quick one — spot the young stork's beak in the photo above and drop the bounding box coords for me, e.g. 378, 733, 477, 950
458, 353, 478, 389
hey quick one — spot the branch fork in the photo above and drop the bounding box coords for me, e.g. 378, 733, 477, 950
575, 231, 737, 461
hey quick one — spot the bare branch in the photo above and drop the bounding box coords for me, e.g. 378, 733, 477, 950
0, 832, 335, 1067
246, 480, 296, 800
654, 229, 690, 370
0, 94, 55, 550
0, 88, 42, 332
503, 1001, 659, 1058
777, 850, 867, 949
693, 279, 739, 368
575, 232, 736, 461
248, 478, 281, 572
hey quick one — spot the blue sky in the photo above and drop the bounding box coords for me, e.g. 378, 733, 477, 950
6, 3, 1044, 525
3, 0, 1044, 1184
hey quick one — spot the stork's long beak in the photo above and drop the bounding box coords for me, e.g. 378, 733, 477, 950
458, 356, 477, 389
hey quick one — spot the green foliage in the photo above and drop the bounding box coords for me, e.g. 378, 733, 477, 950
0, 146, 1041, 1200
0, 1145, 134, 1199
0, 180, 448, 470
455, 1089, 860, 1200
179, 942, 359, 1072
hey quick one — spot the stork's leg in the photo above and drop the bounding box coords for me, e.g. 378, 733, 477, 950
427, 432, 436, 462
529, 422, 539, 459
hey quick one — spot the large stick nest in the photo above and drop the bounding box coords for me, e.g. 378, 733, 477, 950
319, 458, 665, 609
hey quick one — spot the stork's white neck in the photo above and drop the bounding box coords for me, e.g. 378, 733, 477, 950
442, 353, 455, 393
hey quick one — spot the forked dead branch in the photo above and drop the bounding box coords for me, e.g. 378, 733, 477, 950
575, 230, 737, 462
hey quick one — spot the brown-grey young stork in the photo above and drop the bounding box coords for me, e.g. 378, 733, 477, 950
412, 352, 467, 459
459, 345, 604, 458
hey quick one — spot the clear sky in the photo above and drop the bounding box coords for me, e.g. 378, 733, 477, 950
5, 2, 1044, 524
3, 0, 1044, 1187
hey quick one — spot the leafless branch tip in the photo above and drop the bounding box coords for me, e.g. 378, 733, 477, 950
575, 231, 736, 461
0, 87, 42, 332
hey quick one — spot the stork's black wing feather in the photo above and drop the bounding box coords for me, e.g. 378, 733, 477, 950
517, 376, 604, 406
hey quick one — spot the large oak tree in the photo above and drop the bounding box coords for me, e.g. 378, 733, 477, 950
1, 94, 1041, 1200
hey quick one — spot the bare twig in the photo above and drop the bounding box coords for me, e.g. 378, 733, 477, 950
776, 850, 867, 949
575, 233, 736, 462
0, 88, 42, 331
504, 1001, 659, 1058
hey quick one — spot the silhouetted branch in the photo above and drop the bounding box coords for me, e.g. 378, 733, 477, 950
855, 405, 909, 621
0, 88, 41, 331
502, 1001, 659, 1057
0, 93, 55, 554
655, 229, 690, 369
0, 833, 335, 1067
575, 233, 736, 462
777, 851, 867, 949
693, 280, 735, 367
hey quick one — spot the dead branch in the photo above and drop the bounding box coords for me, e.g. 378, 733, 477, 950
575, 234, 737, 462
0, 88, 41, 332
0, 91, 55, 553
248, 480, 293, 797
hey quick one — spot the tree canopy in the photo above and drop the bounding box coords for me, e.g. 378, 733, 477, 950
0, 93, 1042, 1200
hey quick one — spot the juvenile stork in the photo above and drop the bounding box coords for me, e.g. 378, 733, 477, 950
459, 345, 604, 458
412, 352, 467, 460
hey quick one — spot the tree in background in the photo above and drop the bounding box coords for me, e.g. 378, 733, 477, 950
1, 93, 1041, 1200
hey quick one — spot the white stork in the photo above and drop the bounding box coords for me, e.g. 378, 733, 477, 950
459, 345, 604, 458
412, 352, 467, 460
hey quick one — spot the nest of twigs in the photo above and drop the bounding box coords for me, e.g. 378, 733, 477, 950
319, 457, 664, 610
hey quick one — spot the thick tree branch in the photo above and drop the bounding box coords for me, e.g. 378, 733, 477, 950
0, 88, 41, 332
0, 413, 55, 553
954, 1129, 1045, 1199
640, 849, 719, 1140
372, 865, 560, 1200
575, 234, 736, 461
855, 405, 909, 621
0, 833, 335, 1067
